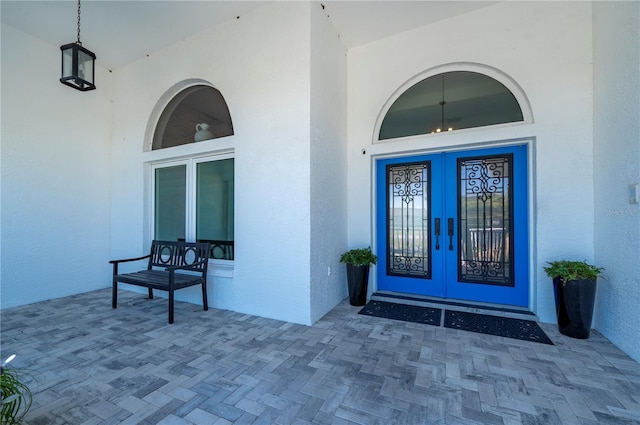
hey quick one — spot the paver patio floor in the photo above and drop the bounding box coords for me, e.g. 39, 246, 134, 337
1, 289, 639, 424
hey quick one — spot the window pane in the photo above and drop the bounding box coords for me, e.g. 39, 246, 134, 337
379, 71, 523, 140
196, 159, 234, 260
152, 85, 234, 150
444, 72, 523, 131
154, 165, 186, 241
380, 76, 443, 140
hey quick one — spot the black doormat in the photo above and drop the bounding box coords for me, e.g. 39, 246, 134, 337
444, 310, 554, 345
358, 301, 554, 345
358, 300, 441, 326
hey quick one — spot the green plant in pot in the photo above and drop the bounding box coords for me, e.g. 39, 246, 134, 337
340, 247, 378, 306
543, 260, 603, 339
1, 354, 33, 424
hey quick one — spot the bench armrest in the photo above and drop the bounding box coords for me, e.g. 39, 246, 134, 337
109, 254, 151, 265
110, 254, 150, 276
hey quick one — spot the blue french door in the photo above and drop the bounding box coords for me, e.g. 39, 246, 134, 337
375, 145, 529, 307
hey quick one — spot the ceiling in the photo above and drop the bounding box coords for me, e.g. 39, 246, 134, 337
1, 0, 497, 70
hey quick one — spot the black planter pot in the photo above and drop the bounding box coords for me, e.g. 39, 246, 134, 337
553, 277, 597, 339
346, 264, 370, 306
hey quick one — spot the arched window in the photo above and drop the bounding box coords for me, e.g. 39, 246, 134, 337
152, 85, 233, 150
147, 82, 235, 261
379, 71, 523, 140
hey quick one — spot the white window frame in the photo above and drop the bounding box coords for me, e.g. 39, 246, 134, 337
148, 150, 235, 276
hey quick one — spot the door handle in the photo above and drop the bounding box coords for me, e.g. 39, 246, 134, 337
448, 218, 454, 251
434, 218, 441, 250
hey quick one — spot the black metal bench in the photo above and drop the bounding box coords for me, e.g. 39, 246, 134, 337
110, 240, 210, 324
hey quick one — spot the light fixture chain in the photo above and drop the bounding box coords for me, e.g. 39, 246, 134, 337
77, 0, 81, 45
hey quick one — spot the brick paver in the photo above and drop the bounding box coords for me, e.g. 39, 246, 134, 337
1, 289, 639, 424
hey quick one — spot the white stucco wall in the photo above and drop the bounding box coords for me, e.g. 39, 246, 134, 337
5, 2, 636, 360
309, 4, 349, 322
0, 2, 349, 326
1, 25, 112, 308
109, 2, 315, 324
347, 1, 594, 322
593, 1, 640, 362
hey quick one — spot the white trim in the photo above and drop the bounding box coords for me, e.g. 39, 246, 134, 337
209, 259, 234, 278
527, 138, 538, 314
372, 62, 534, 145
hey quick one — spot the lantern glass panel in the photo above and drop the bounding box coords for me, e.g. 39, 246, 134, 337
78, 49, 94, 83
61, 46, 74, 78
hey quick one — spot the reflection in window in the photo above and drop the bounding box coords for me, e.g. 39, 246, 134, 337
153, 157, 234, 260
196, 159, 234, 260
155, 165, 186, 241
379, 72, 523, 140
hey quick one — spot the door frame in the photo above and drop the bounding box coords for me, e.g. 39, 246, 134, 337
370, 138, 536, 311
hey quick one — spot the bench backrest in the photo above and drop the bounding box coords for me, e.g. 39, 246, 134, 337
148, 240, 210, 274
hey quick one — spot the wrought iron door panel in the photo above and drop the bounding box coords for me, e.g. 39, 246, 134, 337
387, 162, 431, 278
458, 155, 513, 286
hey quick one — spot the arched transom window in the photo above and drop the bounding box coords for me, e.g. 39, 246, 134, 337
152, 85, 233, 150
379, 71, 524, 140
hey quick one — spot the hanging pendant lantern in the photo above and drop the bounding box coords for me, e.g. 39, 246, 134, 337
60, 0, 96, 91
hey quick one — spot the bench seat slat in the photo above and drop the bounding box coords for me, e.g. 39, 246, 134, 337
117, 270, 202, 289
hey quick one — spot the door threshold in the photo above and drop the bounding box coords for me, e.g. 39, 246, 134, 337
371, 291, 537, 321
